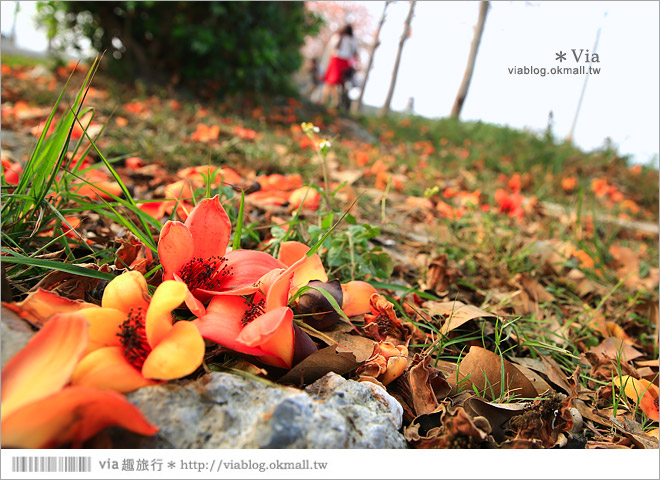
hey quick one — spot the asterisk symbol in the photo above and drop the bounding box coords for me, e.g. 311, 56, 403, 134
167, 461, 176, 469
555, 51, 566, 62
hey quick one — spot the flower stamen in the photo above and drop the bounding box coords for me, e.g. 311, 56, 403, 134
178, 255, 232, 292
117, 307, 151, 369
241, 297, 266, 326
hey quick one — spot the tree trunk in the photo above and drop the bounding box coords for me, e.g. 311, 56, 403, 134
380, 0, 416, 117
354, 0, 392, 113
9, 2, 20, 45
450, 1, 489, 119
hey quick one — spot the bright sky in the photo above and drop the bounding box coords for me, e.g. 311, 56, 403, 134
2, 1, 658, 165
360, 1, 659, 166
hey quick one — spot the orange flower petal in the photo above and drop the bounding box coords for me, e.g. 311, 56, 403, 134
278, 240, 310, 267
341, 281, 378, 317
2, 288, 95, 328
194, 296, 267, 356
246, 189, 290, 206
164, 179, 195, 201
223, 249, 286, 291
288, 187, 320, 210
77, 307, 125, 353
158, 221, 194, 281
278, 241, 328, 294
173, 272, 207, 317
185, 195, 231, 260
238, 306, 294, 368
71, 347, 156, 393
1, 313, 88, 421
1, 386, 158, 448
102, 271, 150, 313
138, 199, 173, 220
142, 321, 205, 380
614, 375, 659, 421
266, 255, 309, 310
145, 280, 188, 347
218, 167, 242, 185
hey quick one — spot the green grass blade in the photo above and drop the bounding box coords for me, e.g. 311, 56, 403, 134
232, 190, 246, 251
2, 250, 115, 281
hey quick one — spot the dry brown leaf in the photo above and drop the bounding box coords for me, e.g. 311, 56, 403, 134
516, 272, 555, 302
505, 392, 579, 448
423, 300, 496, 335
590, 337, 644, 362
30, 263, 110, 302
277, 345, 362, 386
564, 268, 608, 297
449, 346, 538, 400
306, 322, 377, 363
408, 355, 451, 416
421, 254, 458, 295
609, 415, 659, 449
329, 168, 363, 186
511, 356, 573, 395
464, 397, 529, 443
508, 273, 555, 315
609, 244, 659, 291
635, 359, 660, 368
512, 363, 553, 395
404, 404, 490, 448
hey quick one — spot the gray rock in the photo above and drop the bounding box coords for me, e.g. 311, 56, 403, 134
109, 372, 407, 449
1, 306, 36, 368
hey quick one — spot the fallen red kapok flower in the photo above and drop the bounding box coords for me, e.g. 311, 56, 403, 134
363, 294, 408, 345
72, 169, 123, 200
613, 375, 659, 421
71, 271, 205, 392
288, 186, 320, 211
561, 176, 577, 192
2, 288, 97, 329
193, 258, 306, 369
257, 173, 303, 192
1, 157, 23, 185
190, 124, 220, 142
1, 312, 157, 448
125, 156, 144, 169
494, 188, 524, 218
276, 241, 376, 318
357, 341, 409, 386
158, 195, 285, 316
232, 125, 257, 140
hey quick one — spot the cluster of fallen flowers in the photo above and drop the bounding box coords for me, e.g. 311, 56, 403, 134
1, 195, 385, 448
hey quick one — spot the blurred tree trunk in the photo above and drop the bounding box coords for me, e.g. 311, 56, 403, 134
450, 1, 489, 119
380, 0, 416, 117
9, 2, 20, 45
354, 0, 392, 113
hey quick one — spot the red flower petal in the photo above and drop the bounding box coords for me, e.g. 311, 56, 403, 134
223, 249, 286, 290
1, 386, 158, 448
1, 313, 88, 421
341, 281, 378, 316
173, 273, 207, 317
193, 296, 267, 356
158, 221, 194, 281
2, 288, 95, 329
238, 306, 294, 368
184, 196, 231, 260
278, 241, 328, 294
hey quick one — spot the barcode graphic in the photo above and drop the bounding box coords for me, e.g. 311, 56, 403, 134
11, 456, 92, 473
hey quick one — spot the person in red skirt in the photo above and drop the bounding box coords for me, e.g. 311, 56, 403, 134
321, 24, 358, 107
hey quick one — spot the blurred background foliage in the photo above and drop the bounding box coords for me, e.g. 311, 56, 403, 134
36, 1, 323, 95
